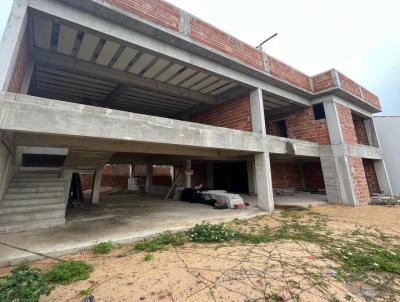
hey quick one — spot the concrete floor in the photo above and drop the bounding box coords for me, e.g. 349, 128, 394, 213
0, 192, 326, 266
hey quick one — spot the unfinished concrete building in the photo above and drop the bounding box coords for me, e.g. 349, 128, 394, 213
0, 0, 393, 232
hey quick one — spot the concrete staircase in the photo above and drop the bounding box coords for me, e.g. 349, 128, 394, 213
0, 169, 66, 232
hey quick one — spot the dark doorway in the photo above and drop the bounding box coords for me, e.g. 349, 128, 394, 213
213, 161, 249, 193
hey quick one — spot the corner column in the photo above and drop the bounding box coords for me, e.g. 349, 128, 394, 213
146, 162, 153, 187
184, 160, 192, 188
250, 88, 273, 211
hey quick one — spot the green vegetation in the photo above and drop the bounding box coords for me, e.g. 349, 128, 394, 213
0, 265, 53, 302
133, 231, 186, 252
189, 222, 236, 242
0, 260, 93, 302
143, 253, 153, 261
92, 241, 113, 254
46, 260, 93, 285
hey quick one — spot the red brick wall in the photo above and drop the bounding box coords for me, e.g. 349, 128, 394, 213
339, 73, 363, 98
348, 157, 370, 205
267, 56, 312, 91
303, 162, 325, 191
7, 27, 30, 93
362, 159, 380, 194
190, 95, 252, 131
190, 18, 263, 70
80, 174, 128, 191
105, 0, 180, 32
311, 71, 336, 92
266, 107, 330, 144
271, 162, 302, 190
336, 103, 358, 145
352, 114, 369, 145
360, 87, 380, 109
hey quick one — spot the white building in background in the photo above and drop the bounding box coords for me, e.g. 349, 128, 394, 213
374, 116, 400, 196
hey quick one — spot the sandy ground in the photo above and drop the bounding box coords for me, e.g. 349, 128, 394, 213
1, 204, 399, 302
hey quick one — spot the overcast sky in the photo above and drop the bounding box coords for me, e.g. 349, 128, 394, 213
1, 0, 399, 115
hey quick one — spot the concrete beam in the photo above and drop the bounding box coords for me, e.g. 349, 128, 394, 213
33, 48, 217, 105
104, 85, 129, 108
0, 93, 266, 153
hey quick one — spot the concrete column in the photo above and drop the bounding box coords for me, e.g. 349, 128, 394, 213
320, 154, 357, 206
90, 168, 102, 204
373, 160, 393, 195
250, 88, 266, 134
246, 159, 256, 195
0, 132, 15, 201
322, 100, 358, 205
364, 119, 380, 147
184, 160, 192, 188
146, 163, 153, 187
254, 152, 274, 212
206, 162, 214, 188
0, 0, 28, 91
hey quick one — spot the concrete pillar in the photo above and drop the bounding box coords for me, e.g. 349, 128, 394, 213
364, 119, 380, 147
322, 100, 359, 205
254, 152, 274, 212
373, 160, 393, 195
184, 160, 192, 188
206, 162, 214, 188
146, 162, 153, 187
250, 88, 266, 134
90, 168, 102, 204
0, 0, 28, 91
320, 154, 357, 206
246, 159, 256, 195
0, 132, 15, 201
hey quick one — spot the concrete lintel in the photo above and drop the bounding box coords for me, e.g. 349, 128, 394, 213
267, 136, 320, 157
28, 0, 311, 107
33, 48, 217, 105
330, 144, 383, 160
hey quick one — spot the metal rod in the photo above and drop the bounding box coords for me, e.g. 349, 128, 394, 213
257, 33, 278, 49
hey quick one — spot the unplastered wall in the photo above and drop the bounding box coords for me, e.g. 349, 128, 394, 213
352, 114, 369, 146
266, 107, 330, 145
348, 156, 370, 205
190, 95, 252, 131
362, 159, 380, 194
336, 103, 358, 145
7, 24, 30, 93
270, 161, 302, 190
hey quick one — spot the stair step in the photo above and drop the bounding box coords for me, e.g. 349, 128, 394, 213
12, 178, 64, 183
15, 173, 60, 179
0, 203, 65, 214
7, 187, 64, 194
4, 192, 64, 201
1, 197, 65, 207
8, 182, 65, 188
0, 217, 66, 233
0, 210, 65, 223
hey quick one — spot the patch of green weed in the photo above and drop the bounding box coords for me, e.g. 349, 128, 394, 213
92, 242, 113, 254
46, 260, 93, 285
